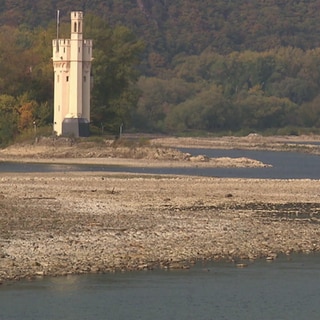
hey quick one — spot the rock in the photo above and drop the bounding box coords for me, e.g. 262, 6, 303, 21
189, 155, 209, 162
236, 263, 248, 268
1, 172, 320, 283
266, 253, 277, 261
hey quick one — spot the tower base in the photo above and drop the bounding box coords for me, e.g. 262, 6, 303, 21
62, 118, 90, 137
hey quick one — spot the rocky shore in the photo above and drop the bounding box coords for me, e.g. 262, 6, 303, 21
153, 134, 320, 154
1, 171, 320, 283
0, 136, 270, 168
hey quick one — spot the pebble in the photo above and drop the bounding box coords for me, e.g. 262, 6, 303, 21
1, 172, 320, 283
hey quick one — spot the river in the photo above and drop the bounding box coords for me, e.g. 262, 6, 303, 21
1, 149, 320, 319
1, 148, 320, 179
1, 254, 320, 320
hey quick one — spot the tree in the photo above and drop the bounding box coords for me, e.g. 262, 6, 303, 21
237, 91, 298, 130
18, 99, 40, 131
0, 95, 19, 146
166, 85, 233, 132
135, 76, 195, 131
299, 95, 320, 127
84, 14, 145, 132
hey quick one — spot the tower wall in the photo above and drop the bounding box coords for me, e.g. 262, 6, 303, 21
52, 11, 92, 137
52, 39, 71, 135
69, 11, 83, 118
82, 40, 92, 122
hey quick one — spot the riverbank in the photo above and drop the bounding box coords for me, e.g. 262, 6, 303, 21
2, 134, 320, 168
0, 136, 272, 168
152, 134, 320, 154
1, 172, 320, 283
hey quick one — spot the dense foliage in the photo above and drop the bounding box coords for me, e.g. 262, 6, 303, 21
1, 0, 320, 144
0, 13, 144, 145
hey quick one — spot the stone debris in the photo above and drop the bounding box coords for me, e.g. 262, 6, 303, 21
1, 173, 320, 283
0, 137, 270, 168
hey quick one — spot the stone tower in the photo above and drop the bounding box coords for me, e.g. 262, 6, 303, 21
52, 11, 93, 137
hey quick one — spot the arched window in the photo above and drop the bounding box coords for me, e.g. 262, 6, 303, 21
78, 22, 81, 33
74, 22, 77, 32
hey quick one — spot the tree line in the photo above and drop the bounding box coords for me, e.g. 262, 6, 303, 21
135, 47, 320, 134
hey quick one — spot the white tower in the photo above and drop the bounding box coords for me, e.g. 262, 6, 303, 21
52, 11, 93, 137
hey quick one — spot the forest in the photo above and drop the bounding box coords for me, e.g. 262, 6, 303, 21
1, 0, 320, 145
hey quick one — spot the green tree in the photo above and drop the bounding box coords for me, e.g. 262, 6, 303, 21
237, 91, 298, 130
166, 85, 233, 132
299, 95, 320, 127
0, 95, 19, 146
135, 76, 195, 131
84, 14, 145, 132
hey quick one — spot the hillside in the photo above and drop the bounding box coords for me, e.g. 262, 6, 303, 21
2, 1, 320, 62
1, 1, 320, 143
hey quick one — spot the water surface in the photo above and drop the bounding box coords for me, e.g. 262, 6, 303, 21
1, 254, 320, 320
1, 148, 320, 179
1, 150, 320, 319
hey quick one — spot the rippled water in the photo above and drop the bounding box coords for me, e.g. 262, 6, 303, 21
1, 254, 320, 320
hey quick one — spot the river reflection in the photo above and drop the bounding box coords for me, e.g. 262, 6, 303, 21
1, 254, 320, 320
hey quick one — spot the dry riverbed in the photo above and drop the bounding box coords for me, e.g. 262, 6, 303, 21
153, 133, 320, 154
1, 135, 320, 284
1, 172, 320, 283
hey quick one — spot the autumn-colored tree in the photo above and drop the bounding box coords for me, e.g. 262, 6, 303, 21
18, 101, 38, 131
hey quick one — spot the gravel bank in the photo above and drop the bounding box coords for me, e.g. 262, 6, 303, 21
152, 134, 320, 154
1, 172, 320, 283
0, 136, 270, 168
